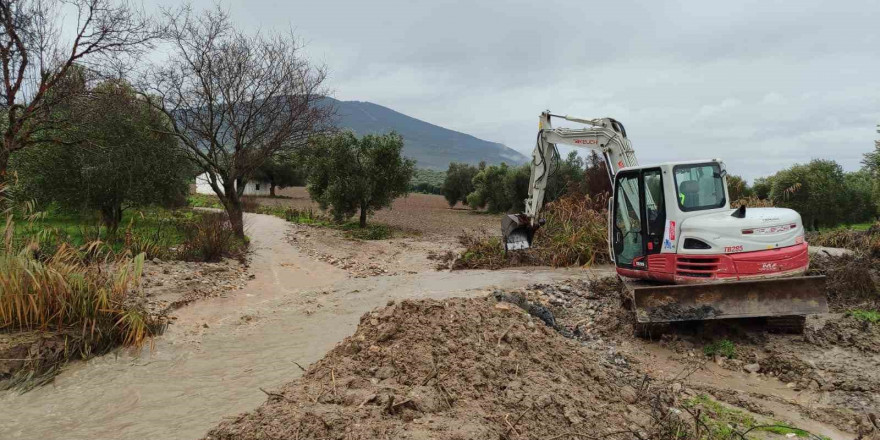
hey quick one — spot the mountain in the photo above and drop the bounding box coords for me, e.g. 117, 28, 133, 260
323, 98, 528, 169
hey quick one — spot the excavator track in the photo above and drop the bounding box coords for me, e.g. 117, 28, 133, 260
624, 276, 828, 324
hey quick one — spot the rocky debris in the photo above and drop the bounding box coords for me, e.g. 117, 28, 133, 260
427, 250, 456, 270
136, 258, 251, 317
285, 229, 391, 278
205, 296, 680, 440
743, 363, 761, 374
487, 277, 634, 347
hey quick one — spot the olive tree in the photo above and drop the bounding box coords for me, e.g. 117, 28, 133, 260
141, 6, 330, 237
11, 79, 189, 232
305, 131, 414, 227
253, 152, 305, 197
0, 0, 154, 185
441, 162, 478, 207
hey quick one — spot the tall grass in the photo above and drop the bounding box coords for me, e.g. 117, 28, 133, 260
177, 211, 247, 262
532, 193, 610, 266
0, 192, 158, 388
453, 192, 610, 269
806, 222, 880, 257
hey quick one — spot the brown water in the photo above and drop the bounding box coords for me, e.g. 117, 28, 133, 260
0, 213, 594, 440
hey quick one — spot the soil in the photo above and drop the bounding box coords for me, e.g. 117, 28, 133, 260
283, 222, 460, 278
504, 279, 878, 438
268, 187, 498, 237
205, 297, 667, 440
138, 257, 252, 316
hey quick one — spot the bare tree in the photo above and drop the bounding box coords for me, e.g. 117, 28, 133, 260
0, 0, 154, 182
142, 6, 331, 237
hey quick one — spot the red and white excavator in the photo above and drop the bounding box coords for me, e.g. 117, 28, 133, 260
503, 111, 827, 323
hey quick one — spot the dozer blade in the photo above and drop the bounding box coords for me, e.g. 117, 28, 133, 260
631, 276, 828, 323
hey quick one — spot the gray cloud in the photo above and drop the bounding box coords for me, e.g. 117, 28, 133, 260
152, 0, 880, 180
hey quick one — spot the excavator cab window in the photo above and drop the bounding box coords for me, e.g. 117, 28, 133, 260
643, 169, 665, 255
673, 163, 726, 212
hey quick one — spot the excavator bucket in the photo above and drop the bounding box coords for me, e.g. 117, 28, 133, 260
502, 214, 535, 251
631, 276, 827, 323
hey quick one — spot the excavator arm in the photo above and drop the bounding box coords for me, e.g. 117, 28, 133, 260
503, 111, 638, 251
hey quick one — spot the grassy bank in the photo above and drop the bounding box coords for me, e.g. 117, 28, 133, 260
1, 211, 157, 390
13, 205, 247, 262
1, 203, 248, 390
683, 394, 830, 439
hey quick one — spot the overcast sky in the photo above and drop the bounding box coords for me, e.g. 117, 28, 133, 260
152, 0, 879, 181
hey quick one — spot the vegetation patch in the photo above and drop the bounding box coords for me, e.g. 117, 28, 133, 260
14, 205, 245, 264
452, 192, 610, 269
847, 309, 880, 324
703, 339, 737, 359
188, 194, 224, 209
177, 212, 249, 262
13, 205, 192, 260
409, 168, 445, 195
806, 222, 880, 257
257, 205, 397, 240
683, 394, 829, 439
1, 219, 159, 390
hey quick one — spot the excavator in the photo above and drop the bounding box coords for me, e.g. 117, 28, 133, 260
503, 111, 827, 324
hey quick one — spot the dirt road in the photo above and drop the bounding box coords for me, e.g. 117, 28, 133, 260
0, 213, 597, 440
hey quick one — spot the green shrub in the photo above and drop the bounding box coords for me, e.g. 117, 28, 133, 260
703, 339, 736, 359
341, 223, 392, 240
848, 309, 880, 324
188, 194, 224, 209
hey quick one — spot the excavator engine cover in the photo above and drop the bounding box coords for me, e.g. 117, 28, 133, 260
502, 214, 535, 251
631, 275, 827, 323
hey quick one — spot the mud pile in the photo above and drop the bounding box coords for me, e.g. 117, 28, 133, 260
809, 253, 879, 311
805, 314, 880, 353
206, 296, 666, 439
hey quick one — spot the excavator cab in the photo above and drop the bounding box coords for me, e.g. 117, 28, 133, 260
609, 161, 826, 323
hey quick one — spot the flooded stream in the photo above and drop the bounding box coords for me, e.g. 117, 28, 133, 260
0, 213, 589, 440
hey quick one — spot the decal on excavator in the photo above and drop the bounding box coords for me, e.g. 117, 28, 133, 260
662, 220, 676, 250
724, 245, 744, 253
574, 139, 598, 145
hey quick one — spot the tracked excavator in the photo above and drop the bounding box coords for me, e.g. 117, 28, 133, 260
503, 111, 827, 323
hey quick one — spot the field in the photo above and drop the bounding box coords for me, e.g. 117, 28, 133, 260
266, 187, 498, 237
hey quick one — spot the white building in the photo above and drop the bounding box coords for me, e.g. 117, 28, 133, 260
195, 173, 271, 197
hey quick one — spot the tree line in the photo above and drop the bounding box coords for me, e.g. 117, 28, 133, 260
728, 152, 878, 230
1, 1, 415, 235
441, 142, 880, 231
441, 150, 610, 212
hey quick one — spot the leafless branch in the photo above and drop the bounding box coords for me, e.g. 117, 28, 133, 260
0, 0, 156, 179
137, 5, 332, 236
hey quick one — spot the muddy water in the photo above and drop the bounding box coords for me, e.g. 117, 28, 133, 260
0, 213, 597, 440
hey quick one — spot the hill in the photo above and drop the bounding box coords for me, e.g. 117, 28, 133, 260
323, 97, 527, 169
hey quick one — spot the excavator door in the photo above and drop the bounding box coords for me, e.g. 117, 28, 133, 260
611, 168, 666, 270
